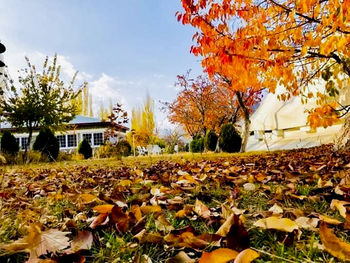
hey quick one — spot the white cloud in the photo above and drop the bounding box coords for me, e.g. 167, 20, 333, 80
89, 73, 129, 112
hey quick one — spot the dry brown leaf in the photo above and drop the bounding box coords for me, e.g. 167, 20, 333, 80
320, 221, 350, 260
155, 214, 174, 232
165, 251, 195, 263
198, 248, 239, 263
70, 230, 93, 253
295, 217, 319, 230
194, 199, 210, 219
90, 213, 109, 229
1, 223, 70, 263
234, 248, 260, 263
268, 204, 283, 215
134, 229, 164, 244
254, 217, 298, 232
216, 213, 236, 237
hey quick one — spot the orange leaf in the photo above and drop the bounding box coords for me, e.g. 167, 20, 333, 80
93, 204, 114, 214
320, 221, 350, 260
199, 248, 239, 263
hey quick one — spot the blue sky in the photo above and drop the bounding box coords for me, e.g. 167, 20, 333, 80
0, 0, 203, 128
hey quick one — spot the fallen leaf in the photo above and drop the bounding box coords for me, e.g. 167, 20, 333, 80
90, 213, 109, 229
70, 230, 93, 253
165, 251, 195, 263
1, 223, 70, 263
319, 215, 342, 225
199, 248, 239, 263
295, 217, 319, 230
134, 229, 164, 244
216, 213, 236, 237
320, 221, 350, 260
194, 199, 210, 219
78, 193, 98, 204
155, 214, 174, 232
268, 204, 283, 215
254, 217, 298, 232
234, 248, 260, 263
93, 204, 114, 214
140, 205, 162, 214
330, 199, 350, 218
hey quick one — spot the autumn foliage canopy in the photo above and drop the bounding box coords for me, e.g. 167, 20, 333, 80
177, 0, 350, 128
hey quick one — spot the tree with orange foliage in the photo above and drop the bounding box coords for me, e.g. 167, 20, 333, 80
178, 0, 350, 150
164, 72, 245, 139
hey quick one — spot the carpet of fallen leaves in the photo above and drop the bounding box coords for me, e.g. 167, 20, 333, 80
0, 145, 350, 263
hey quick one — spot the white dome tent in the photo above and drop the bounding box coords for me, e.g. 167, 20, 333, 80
247, 79, 350, 151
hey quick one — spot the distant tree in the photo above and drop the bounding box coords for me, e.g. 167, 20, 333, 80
162, 127, 185, 152
105, 103, 129, 143
33, 128, 59, 161
127, 94, 156, 146
78, 138, 93, 159
164, 72, 243, 138
1, 131, 19, 155
1, 54, 81, 157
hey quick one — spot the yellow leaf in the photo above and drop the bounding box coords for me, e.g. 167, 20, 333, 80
330, 199, 349, 218
131, 204, 143, 221
234, 248, 260, 263
93, 204, 114, 214
141, 205, 162, 214
319, 215, 342, 225
320, 222, 350, 260
78, 193, 98, 204
119, 179, 133, 187
199, 248, 239, 263
254, 217, 298, 232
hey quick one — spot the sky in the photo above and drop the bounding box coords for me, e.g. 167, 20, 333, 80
0, 0, 203, 129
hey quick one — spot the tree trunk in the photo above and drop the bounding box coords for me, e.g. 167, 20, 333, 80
334, 114, 350, 151
236, 91, 251, 152
24, 127, 33, 163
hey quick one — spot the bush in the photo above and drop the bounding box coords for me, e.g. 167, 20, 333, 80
78, 138, 93, 159
1, 131, 19, 155
190, 137, 204, 153
219, 124, 242, 153
205, 130, 218, 151
56, 152, 73, 162
33, 128, 59, 161
95, 143, 117, 158
115, 140, 131, 156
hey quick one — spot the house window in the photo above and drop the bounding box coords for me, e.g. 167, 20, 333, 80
21, 137, 29, 150
93, 133, 103, 146
15, 138, 20, 147
67, 134, 77, 147
57, 135, 66, 148
82, 134, 92, 145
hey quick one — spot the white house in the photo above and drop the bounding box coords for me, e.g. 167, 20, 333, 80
0, 115, 129, 151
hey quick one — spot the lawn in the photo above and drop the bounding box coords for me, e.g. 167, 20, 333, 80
0, 145, 349, 262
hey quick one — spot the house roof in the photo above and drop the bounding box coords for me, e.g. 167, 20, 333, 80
69, 115, 102, 124
0, 115, 129, 132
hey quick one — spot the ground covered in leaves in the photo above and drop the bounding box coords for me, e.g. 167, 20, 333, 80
0, 145, 350, 263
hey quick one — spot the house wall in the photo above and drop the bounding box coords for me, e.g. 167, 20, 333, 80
13, 127, 126, 152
